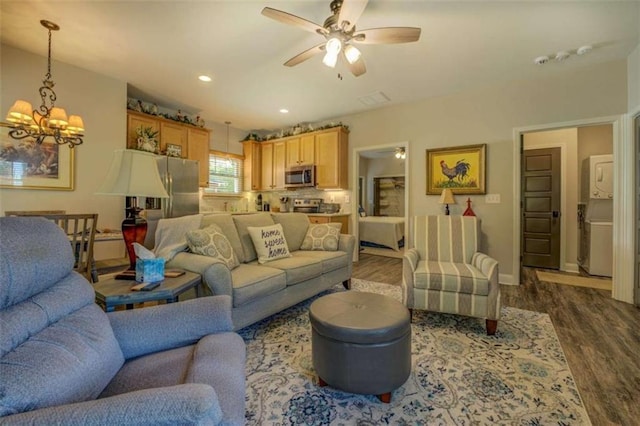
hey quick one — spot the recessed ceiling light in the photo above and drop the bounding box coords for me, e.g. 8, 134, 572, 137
279, 108, 289, 114
198, 75, 212, 82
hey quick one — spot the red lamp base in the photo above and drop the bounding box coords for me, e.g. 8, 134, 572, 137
115, 206, 147, 280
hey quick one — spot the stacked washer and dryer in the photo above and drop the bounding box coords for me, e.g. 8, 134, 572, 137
578, 154, 613, 277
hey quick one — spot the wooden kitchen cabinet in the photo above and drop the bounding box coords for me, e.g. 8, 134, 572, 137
126, 111, 211, 187
261, 141, 286, 190
160, 121, 188, 156
187, 127, 211, 187
285, 134, 315, 168
315, 127, 349, 189
127, 111, 159, 149
307, 214, 350, 234
243, 140, 261, 191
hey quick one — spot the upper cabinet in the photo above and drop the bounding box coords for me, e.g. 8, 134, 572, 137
261, 141, 286, 190
242, 140, 261, 191
315, 127, 349, 189
187, 127, 211, 187
285, 134, 315, 168
126, 111, 211, 187
242, 126, 349, 191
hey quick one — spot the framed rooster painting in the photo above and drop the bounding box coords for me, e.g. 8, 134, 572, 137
426, 144, 486, 195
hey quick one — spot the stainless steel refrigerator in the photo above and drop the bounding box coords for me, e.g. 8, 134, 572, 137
142, 156, 200, 248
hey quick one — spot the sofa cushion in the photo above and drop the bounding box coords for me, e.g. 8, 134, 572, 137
300, 223, 341, 251
292, 250, 349, 273
186, 224, 240, 270
254, 255, 323, 286
232, 213, 275, 262
201, 214, 245, 263
413, 260, 489, 295
247, 223, 292, 264
230, 264, 286, 307
271, 213, 310, 251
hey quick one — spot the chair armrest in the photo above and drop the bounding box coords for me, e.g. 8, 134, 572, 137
1, 384, 222, 425
108, 295, 233, 360
339, 234, 356, 274
401, 248, 420, 306
169, 252, 233, 297
472, 252, 501, 320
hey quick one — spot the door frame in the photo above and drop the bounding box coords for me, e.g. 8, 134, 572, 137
352, 141, 410, 262
512, 114, 633, 303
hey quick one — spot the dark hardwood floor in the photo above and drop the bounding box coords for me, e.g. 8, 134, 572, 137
352, 254, 640, 426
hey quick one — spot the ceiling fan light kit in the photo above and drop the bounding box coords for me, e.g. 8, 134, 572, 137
262, 0, 421, 77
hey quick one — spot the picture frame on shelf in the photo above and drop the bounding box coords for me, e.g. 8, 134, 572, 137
0, 129, 75, 190
426, 143, 486, 195
166, 143, 182, 158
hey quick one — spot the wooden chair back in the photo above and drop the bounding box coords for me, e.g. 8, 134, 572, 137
8, 213, 98, 282
5, 210, 67, 216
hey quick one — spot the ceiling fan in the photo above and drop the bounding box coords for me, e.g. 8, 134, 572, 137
262, 0, 421, 77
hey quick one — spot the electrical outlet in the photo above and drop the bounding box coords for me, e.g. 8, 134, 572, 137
344, 195, 350, 203
485, 194, 501, 204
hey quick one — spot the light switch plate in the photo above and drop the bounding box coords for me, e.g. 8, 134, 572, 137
344, 195, 350, 203
485, 194, 501, 204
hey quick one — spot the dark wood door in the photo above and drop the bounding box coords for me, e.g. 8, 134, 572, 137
522, 147, 561, 269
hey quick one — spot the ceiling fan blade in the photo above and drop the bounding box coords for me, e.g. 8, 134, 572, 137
337, 0, 369, 32
262, 7, 327, 35
353, 27, 421, 44
342, 51, 366, 77
284, 43, 325, 67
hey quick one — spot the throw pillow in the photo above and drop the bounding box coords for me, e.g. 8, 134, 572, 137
300, 223, 341, 251
186, 224, 239, 270
247, 223, 292, 264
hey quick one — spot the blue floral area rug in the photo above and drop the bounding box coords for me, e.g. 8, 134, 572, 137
239, 279, 591, 425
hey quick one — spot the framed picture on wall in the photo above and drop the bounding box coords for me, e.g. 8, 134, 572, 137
166, 143, 182, 158
426, 143, 486, 195
0, 129, 75, 190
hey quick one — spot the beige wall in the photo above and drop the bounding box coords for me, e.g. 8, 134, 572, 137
1, 45, 127, 259
629, 34, 640, 110
338, 59, 628, 279
523, 128, 579, 271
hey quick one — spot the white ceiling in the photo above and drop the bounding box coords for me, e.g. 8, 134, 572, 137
1, 1, 638, 132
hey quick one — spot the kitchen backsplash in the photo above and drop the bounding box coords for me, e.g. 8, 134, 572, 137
199, 188, 353, 213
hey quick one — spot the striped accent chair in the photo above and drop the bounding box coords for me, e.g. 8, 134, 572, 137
402, 215, 501, 335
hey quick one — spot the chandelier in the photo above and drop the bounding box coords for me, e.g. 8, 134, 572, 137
1, 20, 84, 148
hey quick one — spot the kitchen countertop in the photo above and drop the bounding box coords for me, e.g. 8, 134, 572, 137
200, 211, 351, 216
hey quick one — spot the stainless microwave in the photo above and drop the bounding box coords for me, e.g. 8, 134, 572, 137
285, 165, 315, 188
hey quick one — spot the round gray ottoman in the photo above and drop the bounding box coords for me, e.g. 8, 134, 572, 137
309, 291, 411, 403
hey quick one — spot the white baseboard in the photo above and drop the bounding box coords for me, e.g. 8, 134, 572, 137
499, 273, 515, 285
562, 263, 579, 273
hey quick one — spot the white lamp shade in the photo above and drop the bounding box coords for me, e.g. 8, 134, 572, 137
7, 100, 34, 124
344, 45, 361, 64
97, 149, 169, 198
67, 115, 85, 133
48, 107, 69, 128
322, 51, 339, 68
439, 188, 455, 204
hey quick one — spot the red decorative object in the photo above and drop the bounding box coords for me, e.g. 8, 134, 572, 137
116, 200, 148, 280
463, 198, 476, 216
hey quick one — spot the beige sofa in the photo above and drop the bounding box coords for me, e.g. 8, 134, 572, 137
167, 212, 355, 330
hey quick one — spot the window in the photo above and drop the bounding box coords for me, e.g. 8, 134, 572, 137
206, 150, 243, 195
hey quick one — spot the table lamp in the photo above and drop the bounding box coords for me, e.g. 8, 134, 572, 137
439, 188, 455, 215
97, 149, 169, 277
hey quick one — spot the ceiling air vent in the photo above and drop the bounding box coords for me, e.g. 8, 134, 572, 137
358, 91, 390, 106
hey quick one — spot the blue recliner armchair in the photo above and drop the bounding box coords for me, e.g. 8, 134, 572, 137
0, 217, 246, 425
